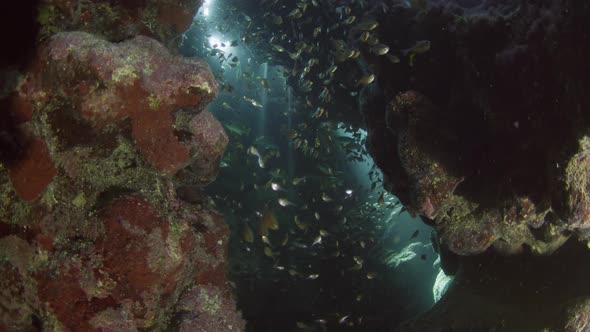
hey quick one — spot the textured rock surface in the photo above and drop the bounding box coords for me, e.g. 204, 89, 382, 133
17, 31, 219, 175
175, 284, 247, 331
37, 0, 202, 47
0, 0, 242, 331
366, 0, 590, 257
361, 0, 590, 331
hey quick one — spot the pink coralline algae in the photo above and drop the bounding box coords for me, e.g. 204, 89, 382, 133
30, 194, 241, 331
7, 136, 56, 202
187, 110, 230, 186
19, 31, 218, 174
176, 284, 247, 332
0, 23, 240, 332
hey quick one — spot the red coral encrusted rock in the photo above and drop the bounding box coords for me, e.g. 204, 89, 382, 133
20, 31, 218, 174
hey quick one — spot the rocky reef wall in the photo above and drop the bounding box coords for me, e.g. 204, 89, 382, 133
363, 0, 590, 330
0, 0, 245, 330
368, 0, 590, 257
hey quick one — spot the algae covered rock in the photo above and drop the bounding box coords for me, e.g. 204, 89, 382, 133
366, 0, 590, 257
37, 0, 202, 47
360, 1, 590, 330
565, 136, 590, 241
16, 31, 219, 175
0, 1, 242, 330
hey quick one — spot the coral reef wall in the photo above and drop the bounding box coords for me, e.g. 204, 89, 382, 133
0, 0, 245, 331
367, 0, 590, 262
363, 0, 590, 330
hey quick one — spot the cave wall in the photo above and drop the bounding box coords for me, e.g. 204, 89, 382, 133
367, 0, 590, 260
363, 1, 590, 330
0, 0, 245, 330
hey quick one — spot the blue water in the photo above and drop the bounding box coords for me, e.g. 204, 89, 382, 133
179, 0, 443, 330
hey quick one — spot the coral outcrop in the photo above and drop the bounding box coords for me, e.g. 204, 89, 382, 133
0, 0, 242, 331
362, 0, 590, 330
38, 0, 202, 47
16, 31, 219, 175
366, 0, 590, 257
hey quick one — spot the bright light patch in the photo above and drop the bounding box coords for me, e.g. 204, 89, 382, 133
208, 36, 221, 48
203, 7, 209, 16
208, 36, 232, 51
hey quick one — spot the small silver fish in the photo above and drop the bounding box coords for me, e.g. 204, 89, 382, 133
272, 44, 285, 52
387, 54, 401, 63
278, 198, 296, 207
248, 146, 265, 168
248, 146, 260, 157
243, 96, 263, 108
312, 235, 322, 246
360, 31, 370, 42
313, 26, 322, 38
371, 44, 390, 55
403, 40, 431, 55
287, 8, 302, 19
344, 15, 356, 25
339, 315, 350, 324
357, 74, 375, 85
356, 19, 379, 31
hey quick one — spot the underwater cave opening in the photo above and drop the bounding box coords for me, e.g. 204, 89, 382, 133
179, 0, 446, 330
